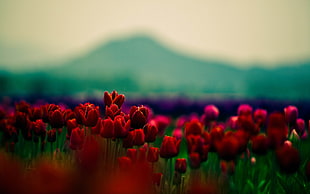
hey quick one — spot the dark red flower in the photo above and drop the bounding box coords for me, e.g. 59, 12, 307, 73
126, 149, 137, 163
216, 135, 239, 161
123, 131, 135, 148
160, 136, 181, 158
152, 173, 163, 186
267, 112, 288, 149
130, 105, 149, 129
185, 119, 203, 137
147, 147, 159, 163
251, 134, 269, 155
31, 119, 46, 136
276, 145, 300, 174
66, 118, 78, 138
63, 109, 76, 122
49, 109, 64, 129
133, 129, 145, 146
103, 90, 125, 108
15, 100, 30, 113
91, 118, 102, 135
189, 152, 201, 169
175, 158, 187, 173
29, 107, 42, 121
114, 115, 130, 138
84, 108, 100, 127
47, 129, 57, 143
100, 118, 114, 138
14, 111, 29, 129
186, 134, 203, 153
144, 123, 158, 143
69, 127, 84, 150
105, 104, 122, 120
138, 147, 147, 162
118, 156, 132, 170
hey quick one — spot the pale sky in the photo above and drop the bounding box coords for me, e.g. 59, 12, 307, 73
0, 0, 310, 69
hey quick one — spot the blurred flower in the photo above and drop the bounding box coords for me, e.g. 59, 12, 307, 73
203, 105, 219, 121
267, 112, 288, 149
254, 109, 267, 126
66, 118, 78, 139
295, 118, 305, 134
175, 158, 187, 173
251, 157, 256, 165
152, 173, 163, 186
289, 129, 300, 141
189, 152, 201, 169
237, 104, 253, 116
133, 129, 145, 146
185, 118, 203, 137
227, 116, 238, 130
127, 149, 138, 163
172, 128, 183, 140
118, 156, 132, 170
216, 135, 239, 161
100, 118, 114, 138
151, 115, 171, 136
160, 136, 181, 158
91, 118, 102, 135
251, 134, 269, 155
147, 147, 159, 163
105, 104, 122, 120
47, 129, 57, 143
143, 123, 158, 143
138, 147, 147, 162
284, 105, 298, 124
123, 131, 135, 148
276, 145, 300, 174
69, 127, 84, 150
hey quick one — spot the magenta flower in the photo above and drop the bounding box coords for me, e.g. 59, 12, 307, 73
284, 105, 298, 124
237, 104, 253, 116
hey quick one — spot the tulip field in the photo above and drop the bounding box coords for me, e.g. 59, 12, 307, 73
1, 91, 310, 194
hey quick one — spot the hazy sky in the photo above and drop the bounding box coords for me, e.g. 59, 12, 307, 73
1, 0, 310, 69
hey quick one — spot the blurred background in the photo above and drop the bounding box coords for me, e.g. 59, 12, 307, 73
0, 0, 310, 100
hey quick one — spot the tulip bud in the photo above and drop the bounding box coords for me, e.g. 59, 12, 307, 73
47, 129, 57, 143
49, 110, 64, 129
237, 104, 253, 116
185, 119, 203, 137
144, 123, 158, 143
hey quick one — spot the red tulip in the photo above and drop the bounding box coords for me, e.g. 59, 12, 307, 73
49, 109, 64, 129
130, 105, 149, 129
100, 118, 114, 138
138, 147, 147, 162
251, 134, 269, 155
204, 105, 220, 120
144, 123, 158, 143
91, 118, 102, 135
66, 118, 78, 138
172, 128, 183, 140
276, 145, 300, 174
284, 105, 298, 124
216, 135, 239, 161
103, 90, 125, 108
133, 129, 145, 146
29, 107, 42, 121
237, 104, 253, 116
151, 115, 171, 135
254, 109, 267, 126
185, 119, 203, 137
159, 136, 181, 158
114, 115, 131, 138
175, 158, 187, 173
189, 152, 201, 169
147, 147, 159, 163
123, 131, 135, 148
69, 127, 84, 150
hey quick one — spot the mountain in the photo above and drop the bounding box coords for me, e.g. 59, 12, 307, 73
1, 35, 310, 99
